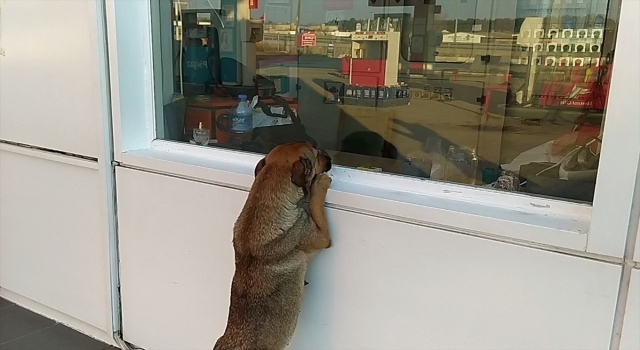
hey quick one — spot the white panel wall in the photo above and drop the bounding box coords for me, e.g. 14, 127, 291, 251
0, 0, 102, 158
0, 149, 110, 332
620, 269, 640, 350
116, 167, 621, 350
636, 223, 640, 263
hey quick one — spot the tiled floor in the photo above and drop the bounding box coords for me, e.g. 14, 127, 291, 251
0, 297, 116, 350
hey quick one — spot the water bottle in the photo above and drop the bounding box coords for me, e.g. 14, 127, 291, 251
230, 94, 253, 144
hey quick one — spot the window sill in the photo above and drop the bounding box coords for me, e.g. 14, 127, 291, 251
119, 140, 591, 252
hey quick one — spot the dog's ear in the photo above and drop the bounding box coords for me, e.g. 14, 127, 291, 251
291, 157, 313, 188
254, 157, 267, 177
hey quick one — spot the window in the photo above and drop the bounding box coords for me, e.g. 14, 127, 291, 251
153, 0, 621, 203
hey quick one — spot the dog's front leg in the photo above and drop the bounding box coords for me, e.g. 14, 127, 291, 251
300, 174, 332, 251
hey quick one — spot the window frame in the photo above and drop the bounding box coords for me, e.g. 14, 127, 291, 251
104, 0, 639, 259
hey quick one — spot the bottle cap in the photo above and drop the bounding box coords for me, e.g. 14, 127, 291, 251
238, 94, 248, 100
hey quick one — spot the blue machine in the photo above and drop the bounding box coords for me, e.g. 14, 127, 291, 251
184, 46, 212, 85
179, 6, 239, 88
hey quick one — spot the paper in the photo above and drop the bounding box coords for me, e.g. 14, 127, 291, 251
220, 29, 234, 52
270, 106, 284, 114
253, 109, 293, 128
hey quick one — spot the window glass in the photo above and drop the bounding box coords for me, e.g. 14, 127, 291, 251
154, 0, 621, 203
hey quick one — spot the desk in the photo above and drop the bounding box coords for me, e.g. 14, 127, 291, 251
184, 96, 297, 143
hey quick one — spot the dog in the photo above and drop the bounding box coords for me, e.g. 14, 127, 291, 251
213, 142, 333, 350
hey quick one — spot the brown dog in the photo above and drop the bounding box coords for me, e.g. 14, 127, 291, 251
213, 142, 333, 350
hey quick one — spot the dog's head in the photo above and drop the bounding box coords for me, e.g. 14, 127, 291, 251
254, 142, 332, 190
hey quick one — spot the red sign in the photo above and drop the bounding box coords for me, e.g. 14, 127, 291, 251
249, 0, 258, 10
298, 31, 317, 47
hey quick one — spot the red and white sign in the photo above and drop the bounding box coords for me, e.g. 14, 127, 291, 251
298, 31, 317, 47
249, 0, 259, 10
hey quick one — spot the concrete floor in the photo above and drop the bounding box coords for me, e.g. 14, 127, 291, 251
0, 298, 115, 350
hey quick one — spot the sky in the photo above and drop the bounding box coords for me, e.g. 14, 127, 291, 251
256, 0, 614, 25
184, 0, 615, 25
259, 0, 516, 24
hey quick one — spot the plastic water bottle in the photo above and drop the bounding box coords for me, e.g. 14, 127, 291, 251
230, 94, 253, 144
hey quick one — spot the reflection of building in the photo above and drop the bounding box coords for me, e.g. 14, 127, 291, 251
516, 0, 607, 29
441, 31, 486, 44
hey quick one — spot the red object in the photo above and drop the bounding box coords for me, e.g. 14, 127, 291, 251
214, 110, 232, 143
185, 98, 237, 143
341, 56, 351, 76
537, 80, 610, 110
297, 32, 317, 47
576, 124, 601, 150
587, 82, 609, 110
538, 82, 552, 107
557, 83, 576, 103
537, 59, 612, 109
539, 76, 563, 107
249, 0, 258, 10
570, 66, 587, 83
482, 85, 510, 115
185, 107, 232, 143
574, 114, 602, 153
185, 107, 213, 136
185, 96, 298, 144
559, 82, 608, 109
409, 62, 423, 75
350, 59, 386, 86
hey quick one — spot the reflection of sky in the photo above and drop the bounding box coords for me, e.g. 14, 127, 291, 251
261, 0, 615, 24
182, 0, 616, 25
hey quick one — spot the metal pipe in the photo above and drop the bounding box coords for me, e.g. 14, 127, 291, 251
454, 0, 459, 44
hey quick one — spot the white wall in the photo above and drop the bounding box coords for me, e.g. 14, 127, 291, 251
116, 166, 622, 350
635, 223, 640, 263
0, 148, 110, 335
0, 0, 103, 158
0, 0, 113, 344
620, 269, 640, 350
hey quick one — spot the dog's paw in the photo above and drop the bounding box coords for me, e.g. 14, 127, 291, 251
312, 174, 332, 193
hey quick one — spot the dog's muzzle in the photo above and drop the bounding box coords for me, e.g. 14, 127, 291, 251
319, 149, 332, 172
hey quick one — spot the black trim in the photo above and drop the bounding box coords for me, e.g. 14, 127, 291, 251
0, 140, 98, 162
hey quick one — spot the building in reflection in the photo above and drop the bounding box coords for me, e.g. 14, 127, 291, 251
516, 0, 609, 29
